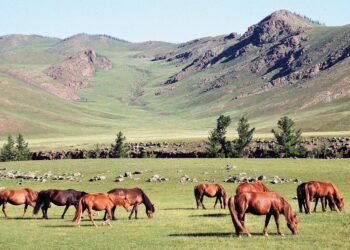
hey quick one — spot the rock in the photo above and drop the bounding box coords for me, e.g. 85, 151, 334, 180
124, 172, 132, 178
148, 174, 168, 182
239, 172, 247, 176
257, 175, 266, 181
225, 176, 239, 183
89, 176, 106, 182
271, 179, 279, 184
132, 170, 143, 175
115, 177, 124, 182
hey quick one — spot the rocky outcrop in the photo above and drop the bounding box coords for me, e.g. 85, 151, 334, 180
46, 49, 112, 90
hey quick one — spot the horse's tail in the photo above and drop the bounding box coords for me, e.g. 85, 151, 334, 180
304, 183, 311, 214
228, 196, 246, 236
296, 184, 304, 213
33, 191, 44, 215
219, 185, 227, 209
194, 185, 200, 208
72, 197, 84, 223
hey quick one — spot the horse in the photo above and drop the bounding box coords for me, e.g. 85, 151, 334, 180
194, 183, 227, 209
72, 193, 132, 227
0, 188, 38, 218
103, 188, 155, 220
236, 182, 270, 194
304, 181, 344, 213
33, 189, 87, 219
228, 192, 298, 237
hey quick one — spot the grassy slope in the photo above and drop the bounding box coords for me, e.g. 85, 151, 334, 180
0, 159, 349, 249
0, 28, 349, 149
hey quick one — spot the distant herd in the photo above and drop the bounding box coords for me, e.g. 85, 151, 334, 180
0, 180, 344, 236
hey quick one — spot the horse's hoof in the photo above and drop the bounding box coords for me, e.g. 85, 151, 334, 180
279, 233, 285, 237
263, 232, 268, 237
247, 233, 252, 237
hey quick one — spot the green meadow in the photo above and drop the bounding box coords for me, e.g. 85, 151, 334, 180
0, 159, 349, 249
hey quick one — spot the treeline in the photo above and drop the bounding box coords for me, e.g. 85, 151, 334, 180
0, 134, 31, 162
206, 115, 305, 158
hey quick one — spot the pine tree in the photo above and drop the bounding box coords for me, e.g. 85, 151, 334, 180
110, 131, 126, 158
271, 116, 302, 157
15, 133, 30, 161
0, 135, 16, 162
232, 116, 255, 157
206, 115, 231, 157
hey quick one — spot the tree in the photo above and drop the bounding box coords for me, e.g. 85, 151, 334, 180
206, 115, 231, 157
271, 116, 302, 157
110, 131, 126, 158
15, 133, 30, 161
232, 116, 255, 157
0, 135, 16, 162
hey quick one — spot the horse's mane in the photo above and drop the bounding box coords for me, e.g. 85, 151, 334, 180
283, 199, 294, 223
135, 188, 154, 212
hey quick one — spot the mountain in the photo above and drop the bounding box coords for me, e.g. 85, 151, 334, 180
0, 10, 349, 144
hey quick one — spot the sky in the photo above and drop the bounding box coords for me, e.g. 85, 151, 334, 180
1, 0, 350, 43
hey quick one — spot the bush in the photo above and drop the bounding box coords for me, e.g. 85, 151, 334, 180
110, 131, 127, 158
0, 134, 30, 162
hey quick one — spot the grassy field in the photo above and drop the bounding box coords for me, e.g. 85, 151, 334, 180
0, 159, 349, 249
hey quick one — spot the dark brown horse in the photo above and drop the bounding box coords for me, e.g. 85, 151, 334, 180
194, 183, 227, 209
73, 193, 131, 227
103, 188, 155, 220
236, 182, 270, 194
305, 181, 344, 213
228, 192, 298, 237
0, 188, 38, 218
33, 189, 87, 219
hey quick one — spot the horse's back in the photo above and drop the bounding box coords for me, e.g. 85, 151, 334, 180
236, 182, 268, 194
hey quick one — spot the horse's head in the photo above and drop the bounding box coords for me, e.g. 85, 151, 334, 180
337, 197, 345, 211
287, 212, 298, 235
146, 204, 155, 218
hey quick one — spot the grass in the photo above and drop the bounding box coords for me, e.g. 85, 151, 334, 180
0, 159, 349, 249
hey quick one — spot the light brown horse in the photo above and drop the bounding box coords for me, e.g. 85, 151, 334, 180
228, 192, 298, 237
194, 183, 227, 209
0, 188, 38, 218
103, 188, 154, 220
72, 193, 132, 227
305, 181, 344, 213
236, 182, 270, 194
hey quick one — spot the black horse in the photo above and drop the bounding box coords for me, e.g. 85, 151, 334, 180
103, 188, 155, 220
33, 189, 87, 219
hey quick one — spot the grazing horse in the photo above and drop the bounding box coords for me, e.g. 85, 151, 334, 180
228, 192, 298, 237
194, 183, 227, 209
103, 188, 155, 220
305, 181, 344, 213
236, 182, 270, 194
33, 189, 87, 219
72, 193, 131, 227
0, 188, 38, 218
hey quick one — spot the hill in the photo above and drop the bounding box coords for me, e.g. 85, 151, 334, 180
0, 10, 349, 147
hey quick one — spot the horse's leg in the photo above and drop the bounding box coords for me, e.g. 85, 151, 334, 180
128, 205, 136, 220
134, 205, 138, 219
2, 202, 8, 218
237, 212, 250, 236
61, 204, 70, 219
219, 197, 223, 209
321, 197, 326, 212
274, 213, 284, 236
23, 204, 29, 217
214, 197, 218, 209
201, 195, 206, 210
263, 213, 272, 236
105, 208, 112, 226
87, 207, 96, 227
328, 195, 338, 212
314, 197, 319, 213
111, 206, 117, 220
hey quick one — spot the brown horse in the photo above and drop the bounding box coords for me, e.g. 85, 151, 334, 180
236, 182, 270, 194
0, 188, 38, 218
103, 188, 155, 220
194, 183, 227, 209
33, 189, 87, 219
228, 192, 298, 237
72, 193, 131, 227
305, 181, 344, 213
